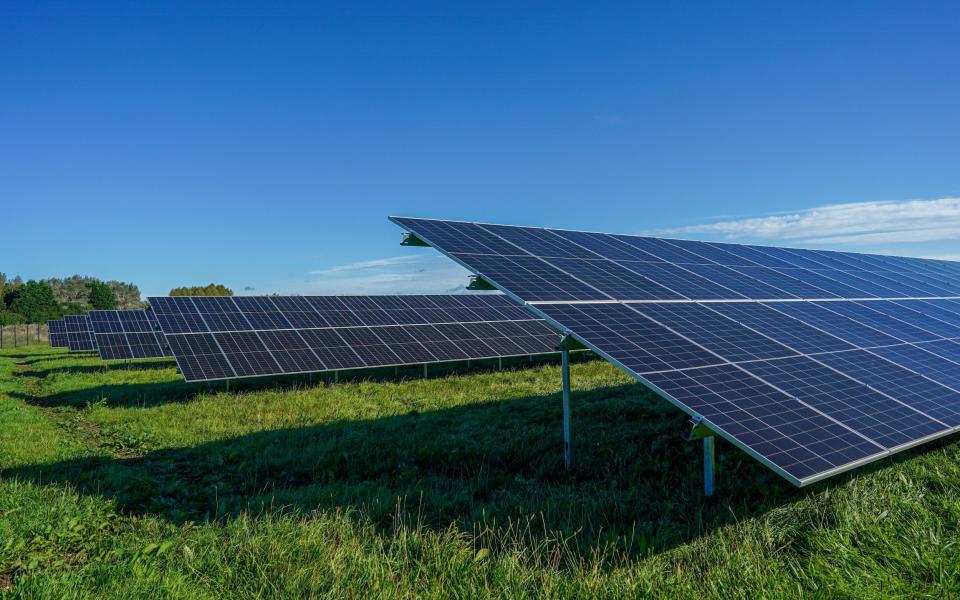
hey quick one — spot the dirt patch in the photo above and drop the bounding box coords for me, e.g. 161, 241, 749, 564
0, 570, 13, 592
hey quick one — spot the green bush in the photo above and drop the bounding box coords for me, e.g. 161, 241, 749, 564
88, 281, 116, 310
170, 283, 234, 296
8, 280, 61, 323
0, 310, 26, 325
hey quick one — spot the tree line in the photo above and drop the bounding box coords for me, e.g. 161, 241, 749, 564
0, 274, 144, 324
0, 275, 235, 324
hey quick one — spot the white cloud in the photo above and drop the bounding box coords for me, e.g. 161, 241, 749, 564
921, 254, 960, 262
309, 255, 424, 275
661, 197, 960, 246
294, 253, 473, 295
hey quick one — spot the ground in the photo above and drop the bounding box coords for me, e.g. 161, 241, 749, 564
0, 345, 957, 598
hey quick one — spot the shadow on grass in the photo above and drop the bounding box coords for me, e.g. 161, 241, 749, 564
15, 354, 584, 409
0, 374, 819, 562
19, 359, 177, 378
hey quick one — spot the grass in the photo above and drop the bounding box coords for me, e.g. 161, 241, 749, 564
0, 346, 958, 598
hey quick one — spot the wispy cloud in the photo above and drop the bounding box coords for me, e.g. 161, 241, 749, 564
661, 197, 960, 247
309, 255, 424, 276
294, 253, 472, 295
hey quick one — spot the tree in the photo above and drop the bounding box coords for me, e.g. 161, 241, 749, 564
107, 280, 144, 309
169, 284, 234, 296
1, 274, 23, 309
46, 275, 94, 305
0, 311, 26, 325
8, 280, 61, 323
61, 303, 87, 316
88, 281, 116, 310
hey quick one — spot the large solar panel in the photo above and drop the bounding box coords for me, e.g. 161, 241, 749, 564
148, 295, 563, 382
48, 320, 68, 348
63, 315, 97, 352
391, 217, 960, 486
88, 310, 172, 361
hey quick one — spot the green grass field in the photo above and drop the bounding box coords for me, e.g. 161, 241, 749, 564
1, 346, 958, 598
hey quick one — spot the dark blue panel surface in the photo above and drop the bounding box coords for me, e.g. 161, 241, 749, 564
914, 339, 960, 364
869, 344, 960, 390
545, 257, 684, 300
479, 224, 599, 259
644, 365, 883, 481
764, 302, 903, 348
550, 229, 661, 261
680, 263, 798, 299
706, 302, 854, 354
772, 268, 876, 298
814, 301, 942, 342
616, 261, 748, 300
610, 235, 712, 264
538, 303, 718, 373
451, 253, 610, 301
741, 356, 947, 448
191, 297, 252, 332
632, 302, 798, 362
900, 300, 960, 327
729, 266, 839, 298
392, 217, 524, 255
815, 350, 960, 426
856, 301, 960, 338
166, 334, 236, 381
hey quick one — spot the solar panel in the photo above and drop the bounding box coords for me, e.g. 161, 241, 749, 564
149, 295, 564, 382
391, 216, 960, 486
88, 310, 172, 361
63, 315, 97, 352
47, 320, 69, 348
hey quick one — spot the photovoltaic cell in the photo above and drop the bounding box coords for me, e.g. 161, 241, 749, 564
89, 310, 171, 361
537, 303, 718, 373
644, 365, 883, 481
630, 302, 798, 362
64, 315, 97, 352
813, 301, 942, 343
390, 217, 960, 486
763, 302, 903, 348
704, 302, 854, 355
48, 320, 69, 348
150, 294, 564, 382
739, 356, 947, 449
814, 350, 960, 427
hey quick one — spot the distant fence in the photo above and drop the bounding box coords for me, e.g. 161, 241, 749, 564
0, 324, 49, 348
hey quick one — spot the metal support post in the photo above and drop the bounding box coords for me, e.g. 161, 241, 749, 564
703, 436, 715, 497
423, 363, 428, 378
561, 345, 571, 470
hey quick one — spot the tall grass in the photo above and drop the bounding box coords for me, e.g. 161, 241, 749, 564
1, 346, 958, 597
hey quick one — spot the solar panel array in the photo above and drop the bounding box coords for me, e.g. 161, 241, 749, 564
48, 320, 69, 348
391, 216, 960, 486
88, 310, 172, 361
63, 315, 97, 352
148, 295, 562, 382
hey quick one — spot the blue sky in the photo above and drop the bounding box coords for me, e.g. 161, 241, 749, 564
3, 1, 959, 297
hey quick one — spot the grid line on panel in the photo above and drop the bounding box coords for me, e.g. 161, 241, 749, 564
739, 356, 948, 449
150, 294, 565, 381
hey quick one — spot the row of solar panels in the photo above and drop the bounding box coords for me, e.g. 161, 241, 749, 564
391, 217, 960, 487
48, 295, 564, 381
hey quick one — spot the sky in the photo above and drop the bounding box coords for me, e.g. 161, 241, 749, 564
2, 1, 959, 297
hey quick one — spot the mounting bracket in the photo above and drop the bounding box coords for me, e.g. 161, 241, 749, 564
400, 232, 430, 247
688, 416, 717, 496
466, 275, 497, 291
